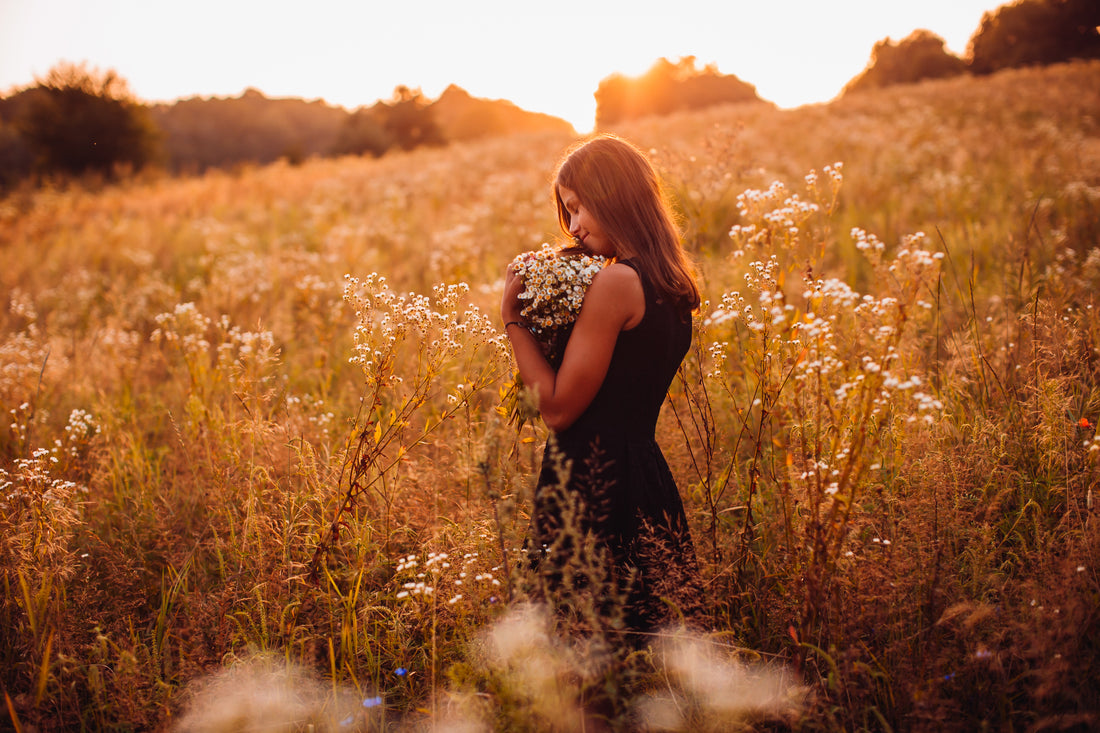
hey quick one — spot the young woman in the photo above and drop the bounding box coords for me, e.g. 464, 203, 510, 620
501, 134, 702, 637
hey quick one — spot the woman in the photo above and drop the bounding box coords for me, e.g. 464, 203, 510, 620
501, 134, 702, 638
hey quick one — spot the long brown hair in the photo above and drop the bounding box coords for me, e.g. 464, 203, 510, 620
554, 134, 700, 311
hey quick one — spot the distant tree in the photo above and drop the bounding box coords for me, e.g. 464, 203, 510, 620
0, 121, 33, 189
150, 88, 349, 171
16, 61, 160, 177
375, 86, 446, 151
0, 91, 35, 188
430, 84, 574, 141
330, 109, 391, 158
967, 0, 1100, 74
595, 57, 762, 128
842, 30, 968, 96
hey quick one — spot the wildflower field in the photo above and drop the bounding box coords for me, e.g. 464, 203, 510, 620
2, 61, 1099, 731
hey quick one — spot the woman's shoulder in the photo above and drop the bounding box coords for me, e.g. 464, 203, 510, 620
584, 261, 645, 329
591, 261, 643, 293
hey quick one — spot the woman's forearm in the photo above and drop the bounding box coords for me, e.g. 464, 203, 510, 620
505, 322, 561, 421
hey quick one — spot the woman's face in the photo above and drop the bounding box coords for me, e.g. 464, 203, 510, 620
558, 184, 615, 258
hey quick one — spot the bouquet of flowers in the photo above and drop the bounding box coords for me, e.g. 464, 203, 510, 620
504, 241, 607, 426
509, 241, 608, 367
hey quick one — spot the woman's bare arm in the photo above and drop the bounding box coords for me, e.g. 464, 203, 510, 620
502, 263, 644, 432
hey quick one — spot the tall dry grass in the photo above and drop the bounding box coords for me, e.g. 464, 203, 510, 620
1, 61, 1098, 731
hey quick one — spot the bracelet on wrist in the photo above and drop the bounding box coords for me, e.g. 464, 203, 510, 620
504, 320, 528, 333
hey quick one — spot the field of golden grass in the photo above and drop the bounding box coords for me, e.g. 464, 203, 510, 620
2, 60, 1099, 731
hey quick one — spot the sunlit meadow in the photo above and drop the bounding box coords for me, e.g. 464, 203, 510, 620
2, 61, 1099, 731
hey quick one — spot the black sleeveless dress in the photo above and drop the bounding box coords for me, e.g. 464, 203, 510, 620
530, 260, 702, 635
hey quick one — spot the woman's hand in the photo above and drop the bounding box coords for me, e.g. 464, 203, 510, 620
501, 264, 526, 325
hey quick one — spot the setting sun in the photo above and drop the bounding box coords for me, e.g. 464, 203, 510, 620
2, 0, 1003, 131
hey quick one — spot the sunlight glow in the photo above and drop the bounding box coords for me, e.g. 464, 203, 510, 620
0, 0, 1003, 132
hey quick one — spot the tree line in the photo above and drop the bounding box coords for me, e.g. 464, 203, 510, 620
842, 0, 1099, 95
0, 70, 572, 189
1, 0, 1096, 189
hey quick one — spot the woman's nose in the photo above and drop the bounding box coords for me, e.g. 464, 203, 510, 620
568, 216, 580, 235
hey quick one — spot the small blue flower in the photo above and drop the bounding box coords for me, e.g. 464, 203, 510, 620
362, 695, 383, 708
394, 667, 408, 677
943, 672, 956, 682
340, 714, 355, 727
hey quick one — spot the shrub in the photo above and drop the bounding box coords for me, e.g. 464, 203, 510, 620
15, 61, 159, 178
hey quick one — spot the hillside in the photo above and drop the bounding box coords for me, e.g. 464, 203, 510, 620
1, 61, 1099, 732
148, 85, 575, 171
431, 84, 575, 141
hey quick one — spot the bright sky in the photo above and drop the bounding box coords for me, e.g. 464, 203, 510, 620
1, 0, 1003, 133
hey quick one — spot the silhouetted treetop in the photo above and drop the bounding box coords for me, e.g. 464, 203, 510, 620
595, 57, 764, 128
843, 30, 967, 96
16, 61, 159, 177
432, 85, 574, 141
967, 0, 1100, 74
